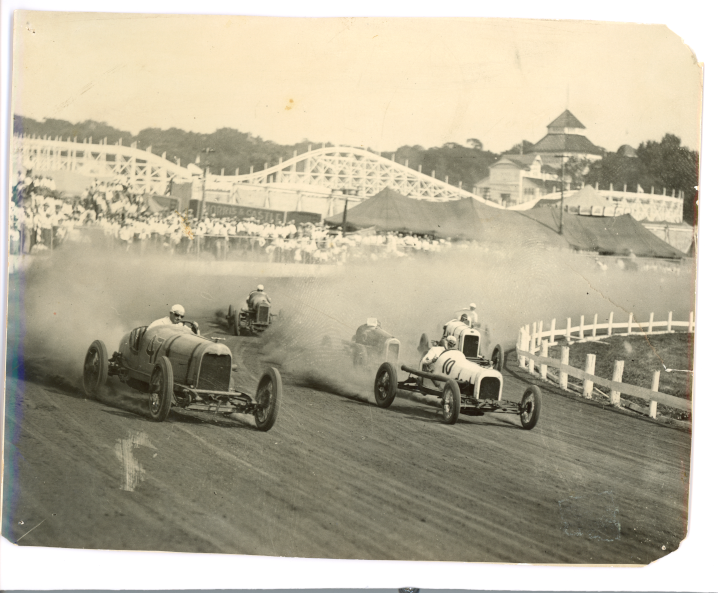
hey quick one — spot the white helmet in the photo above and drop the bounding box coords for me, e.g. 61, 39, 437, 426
170, 304, 185, 316
257, 284, 264, 291
469, 303, 476, 310
446, 336, 458, 348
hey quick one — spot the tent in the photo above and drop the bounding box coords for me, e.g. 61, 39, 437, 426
325, 187, 501, 240
562, 185, 610, 210
523, 208, 685, 258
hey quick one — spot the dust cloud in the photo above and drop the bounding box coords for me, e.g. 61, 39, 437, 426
8, 238, 694, 398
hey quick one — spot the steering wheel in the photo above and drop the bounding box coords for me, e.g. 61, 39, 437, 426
182, 320, 200, 335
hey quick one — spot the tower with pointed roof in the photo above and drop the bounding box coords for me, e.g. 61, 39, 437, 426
529, 110, 604, 167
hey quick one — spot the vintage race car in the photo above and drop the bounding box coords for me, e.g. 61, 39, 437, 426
346, 319, 400, 368
226, 302, 277, 336
419, 318, 505, 371
372, 329, 541, 428
82, 321, 282, 431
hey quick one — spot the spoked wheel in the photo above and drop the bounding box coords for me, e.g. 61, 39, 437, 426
491, 344, 505, 372
254, 367, 282, 431
374, 362, 397, 408
233, 311, 241, 336
519, 385, 542, 430
148, 356, 174, 422
418, 333, 430, 356
83, 340, 109, 398
441, 379, 461, 424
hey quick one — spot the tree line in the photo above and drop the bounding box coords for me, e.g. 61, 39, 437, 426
14, 115, 698, 223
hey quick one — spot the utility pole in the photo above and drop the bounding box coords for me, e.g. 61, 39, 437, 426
559, 154, 566, 235
341, 191, 350, 236
197, 147, 214, 220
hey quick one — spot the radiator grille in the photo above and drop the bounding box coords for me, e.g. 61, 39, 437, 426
478, 377, 501, 400
463, 334, 480, 358
257, 304, 270, 324
386, 342, 400, 363
197, 353, 232, 391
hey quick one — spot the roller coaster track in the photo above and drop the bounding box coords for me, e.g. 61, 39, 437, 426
12, 136, 500, 207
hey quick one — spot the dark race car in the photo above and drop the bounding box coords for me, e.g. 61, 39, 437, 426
333, 318, 400, 368
82, 321, 282, 431
226, 302, 277, 336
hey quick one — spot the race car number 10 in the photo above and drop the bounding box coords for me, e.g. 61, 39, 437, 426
442, 358, 456, 375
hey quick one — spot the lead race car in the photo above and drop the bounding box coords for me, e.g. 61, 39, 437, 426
372, 321, 541, 428
82, 321, 282, 431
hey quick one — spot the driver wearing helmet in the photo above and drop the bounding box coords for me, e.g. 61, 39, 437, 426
246, 284, 271, 311
466, 303, 479, 326
148, 304, 187, 329
353, 317, 387, 347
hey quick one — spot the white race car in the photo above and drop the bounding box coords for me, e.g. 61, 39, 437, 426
373, 325, 541, 428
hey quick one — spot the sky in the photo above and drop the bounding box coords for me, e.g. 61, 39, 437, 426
1, 1, 716, 592
11, 13, 702, 153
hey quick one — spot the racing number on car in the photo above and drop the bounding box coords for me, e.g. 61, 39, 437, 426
442, 358, 456, 375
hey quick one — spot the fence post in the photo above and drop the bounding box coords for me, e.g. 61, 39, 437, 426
649, 371, 660, 419
517, 328, 525, 368
648, 312, 654, 334
592, 313, 598, 338
689, 311, 695, 333
528, 352, 535, 375
559, 346, 570, 390
583, 353, 596, 399
627, 312, 633, 335
579, 315, 585, 340
610, 360, 624, 406
532, 321, 537, 352
566, 317, 572, 342
667, 311, 673, 332
549, 318, 556, 344
540, 340, 548, 381
538, 320, 544, 345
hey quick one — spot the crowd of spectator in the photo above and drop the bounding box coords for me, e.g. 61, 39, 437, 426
9, 173, 455, 263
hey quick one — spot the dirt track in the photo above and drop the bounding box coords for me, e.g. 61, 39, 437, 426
3, 308, 690, 564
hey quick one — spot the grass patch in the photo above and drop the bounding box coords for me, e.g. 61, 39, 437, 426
547, 332, 693, 421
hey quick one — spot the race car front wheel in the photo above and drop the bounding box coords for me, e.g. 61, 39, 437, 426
83, 340, 109, 398
233, 311, 241, 336
255, 367, 283, 431
519, 385, 542, 430
149, 356, 174, 422
441, 379, 461, 425
374, 362, 398, 408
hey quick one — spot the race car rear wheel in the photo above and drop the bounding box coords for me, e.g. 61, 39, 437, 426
233, 311, 241, 336
374, 362, 397, 408
148, 356, 174, 422
83, 340, 109, 398
441, 379, 461, 424
254, 367, 282, 431
418, 333, 430, 356
519, 385, 542, 430
491, 344, 505, 372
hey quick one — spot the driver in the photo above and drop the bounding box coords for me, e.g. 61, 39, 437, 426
422, 335, 458, 373
246, 284, 271, 311
353, 317, 386, 347
148, 304, 186, 329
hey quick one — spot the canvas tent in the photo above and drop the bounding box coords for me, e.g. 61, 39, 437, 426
523, 208, 685, 258
325, 187, 502, 240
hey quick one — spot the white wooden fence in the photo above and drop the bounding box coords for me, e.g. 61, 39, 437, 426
516, 311, 694, 418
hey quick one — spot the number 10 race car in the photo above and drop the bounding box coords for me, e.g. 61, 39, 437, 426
372, 324, 541, 429
82, 322, 282, 431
